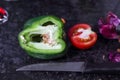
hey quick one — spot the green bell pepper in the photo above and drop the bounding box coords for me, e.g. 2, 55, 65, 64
18, 15, 67, 59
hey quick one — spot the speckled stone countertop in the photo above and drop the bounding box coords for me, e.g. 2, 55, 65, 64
1, 0, 120, 80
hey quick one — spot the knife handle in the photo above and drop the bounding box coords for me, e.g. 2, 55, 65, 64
85, 62, 120, 73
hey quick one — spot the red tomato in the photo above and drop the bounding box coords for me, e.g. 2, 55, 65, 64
69, 24, 97, 49
0, 7, 6, 15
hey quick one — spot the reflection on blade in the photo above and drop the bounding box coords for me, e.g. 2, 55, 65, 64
16, 62, 85, 72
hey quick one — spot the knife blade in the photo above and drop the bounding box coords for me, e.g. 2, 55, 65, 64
16, 62, 120, 73
16, 62, 85, 72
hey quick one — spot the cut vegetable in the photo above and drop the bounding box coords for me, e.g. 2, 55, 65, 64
68, 24, 97, 49
98, 12, 120, 39
109, 51, 120, 62
18, 15, 66, 59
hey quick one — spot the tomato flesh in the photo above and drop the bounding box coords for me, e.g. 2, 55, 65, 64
69, 24, 97, 49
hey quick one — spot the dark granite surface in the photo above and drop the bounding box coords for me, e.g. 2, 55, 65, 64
1, 0, 120, 80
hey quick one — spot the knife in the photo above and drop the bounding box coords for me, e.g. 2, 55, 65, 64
16, 62, 120, 73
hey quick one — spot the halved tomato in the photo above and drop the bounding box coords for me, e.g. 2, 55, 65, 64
69, 24, 97, 49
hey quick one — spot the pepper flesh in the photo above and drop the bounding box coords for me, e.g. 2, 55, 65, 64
18, 16, 66, 59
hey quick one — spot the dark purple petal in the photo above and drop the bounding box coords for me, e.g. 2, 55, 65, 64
107, 12, 117, 23
107, 12, 120, 26
109, 52, 114, 60
113, 18, 120, 27
109, 17, 120, 27
98, 18, 104, 26
99, 24, 119, 39
109, 51, 120, 62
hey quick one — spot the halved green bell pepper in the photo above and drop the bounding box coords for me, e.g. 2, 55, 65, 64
18, 15, 67, 59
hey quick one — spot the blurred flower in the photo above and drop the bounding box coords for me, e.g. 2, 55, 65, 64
109, 51, 120, 62
98, 12, 120, 39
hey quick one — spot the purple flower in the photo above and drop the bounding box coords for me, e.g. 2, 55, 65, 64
109, 51, 120, 62
98, 12, 120, 39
